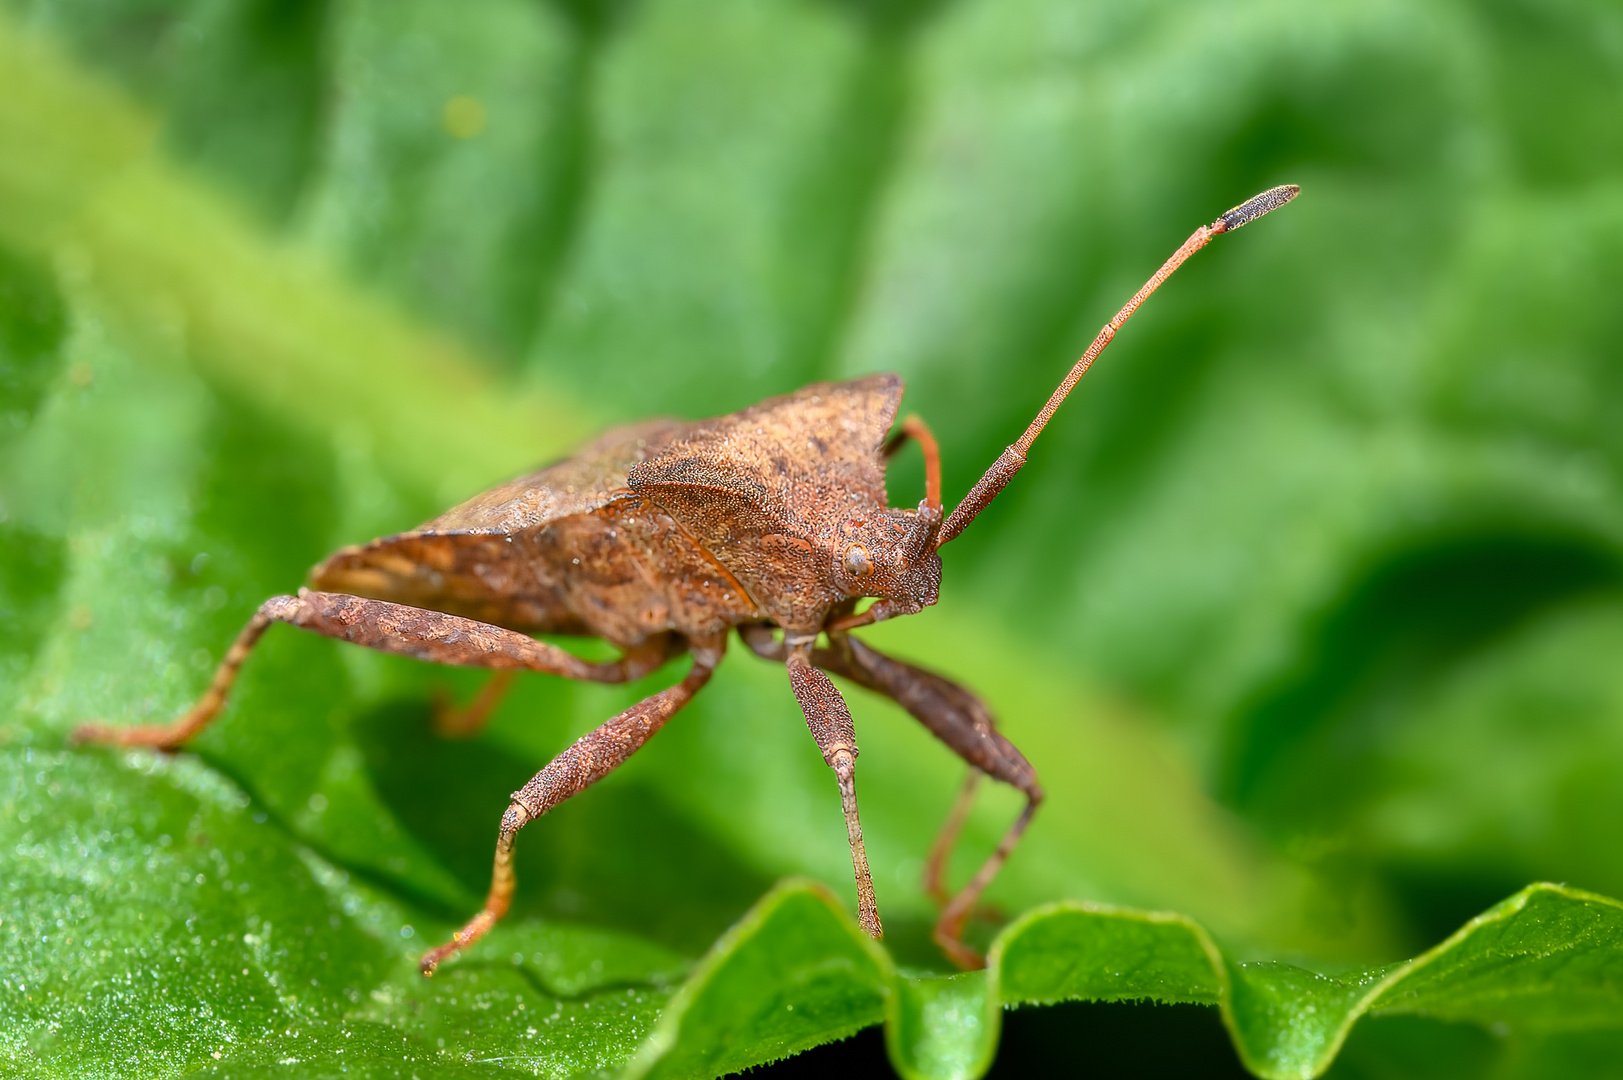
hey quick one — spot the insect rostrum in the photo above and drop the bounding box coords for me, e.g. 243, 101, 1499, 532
74, 185, 1299, 974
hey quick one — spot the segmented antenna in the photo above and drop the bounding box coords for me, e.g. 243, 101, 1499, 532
937, 184, 1299, 548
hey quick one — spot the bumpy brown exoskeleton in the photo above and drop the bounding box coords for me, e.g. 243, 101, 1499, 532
75, 185, 1298, 972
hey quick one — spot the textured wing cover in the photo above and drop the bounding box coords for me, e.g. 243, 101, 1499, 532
628, 374, 901, 630
310, 419, 686, 634
310, 376, 902, 638
423, 417, 688, 535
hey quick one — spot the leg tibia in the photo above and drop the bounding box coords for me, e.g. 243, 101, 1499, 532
933, 794, 1041, 970
821, 633, 1043, 969
787, 643, 882, 939
923, 770, 980, 906
832, 749, 881, 939
72, 603, 279, 750
418, 802, 527, 975
419, 645, 721, 975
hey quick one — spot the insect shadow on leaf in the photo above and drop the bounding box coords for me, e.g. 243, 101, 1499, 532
351, 693, 774, 953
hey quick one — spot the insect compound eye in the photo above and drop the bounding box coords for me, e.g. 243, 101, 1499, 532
842, 544, 873, 578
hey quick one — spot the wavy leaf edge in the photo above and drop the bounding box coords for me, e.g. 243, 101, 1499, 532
626, 879, 1623, 1080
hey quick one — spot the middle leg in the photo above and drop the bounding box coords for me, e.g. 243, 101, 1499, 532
419, 637, 724, 975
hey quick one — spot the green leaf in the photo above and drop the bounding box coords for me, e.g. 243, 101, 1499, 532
0, 747, 681, 1079
629, 882, 891, 1080
991, 883, 1623, 1080
3, 0, 1623, 1076
10, 756, 1612, 1080
623, 880, 1623, 1080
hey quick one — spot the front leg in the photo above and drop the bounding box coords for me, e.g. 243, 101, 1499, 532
741, 624, 1041, 969
420, 638, 723, 974
74, 589, 681, 749
826, 634, 1042, 970
785, 637, 883, 939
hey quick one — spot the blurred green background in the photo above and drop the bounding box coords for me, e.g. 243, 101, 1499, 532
2, 0, 1622, 1077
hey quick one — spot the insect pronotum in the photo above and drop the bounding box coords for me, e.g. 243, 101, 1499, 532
76, 184, 1300, 973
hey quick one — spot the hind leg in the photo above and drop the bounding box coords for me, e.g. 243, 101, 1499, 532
433, 670, 518, 738
922, 769, 980, 908
74, 590, 680, 749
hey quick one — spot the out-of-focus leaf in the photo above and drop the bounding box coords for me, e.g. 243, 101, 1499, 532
1341, 597, 1623, 934
300, 0, 590, 358
0, 244, 66, 438
0, 22, 589, 507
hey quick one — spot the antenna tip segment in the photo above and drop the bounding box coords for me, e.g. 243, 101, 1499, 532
1216, 184, 1300, 233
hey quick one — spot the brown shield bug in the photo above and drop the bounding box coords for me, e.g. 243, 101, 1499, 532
75, 185, 1299, 972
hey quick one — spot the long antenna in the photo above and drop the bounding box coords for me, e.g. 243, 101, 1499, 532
935, 184, 1299, 548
